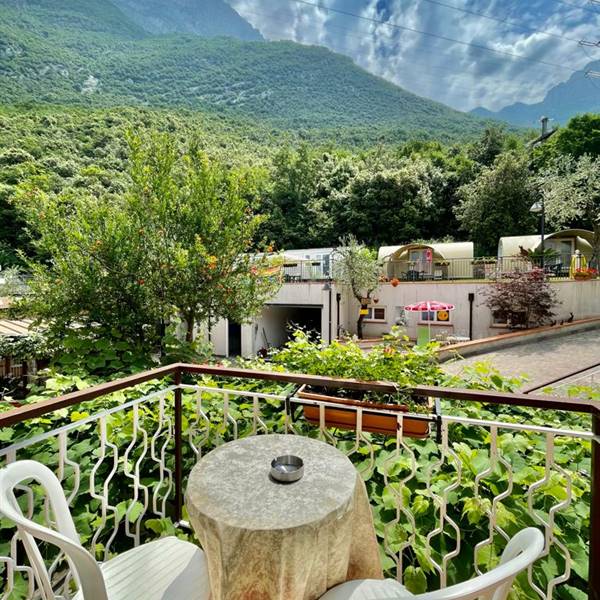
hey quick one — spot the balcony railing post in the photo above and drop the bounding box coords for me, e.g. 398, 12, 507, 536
590, 413, 600, 600
174, 367, 183, 523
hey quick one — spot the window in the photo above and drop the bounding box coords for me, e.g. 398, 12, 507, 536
421, 310, 451, 323
365, 306, 386, 321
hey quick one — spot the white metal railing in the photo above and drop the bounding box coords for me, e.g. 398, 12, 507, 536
383, 256, 575, 282
0, 382, 593, 599
282, 258, 331, 282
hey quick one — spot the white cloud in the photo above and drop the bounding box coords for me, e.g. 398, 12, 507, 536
229, 0, 600, 112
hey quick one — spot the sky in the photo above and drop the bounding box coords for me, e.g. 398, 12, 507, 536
228, 0, 600, 112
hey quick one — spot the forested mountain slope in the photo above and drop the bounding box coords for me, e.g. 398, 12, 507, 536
0, 0, 491, 140
110, 0, 263, 40
471, 61, 600, 127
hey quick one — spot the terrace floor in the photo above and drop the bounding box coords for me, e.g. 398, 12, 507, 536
443, 328, 600, 388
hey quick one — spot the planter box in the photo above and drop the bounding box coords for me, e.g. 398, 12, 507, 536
297, 390, 430, 439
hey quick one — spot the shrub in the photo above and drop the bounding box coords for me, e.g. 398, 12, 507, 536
483, 269, 559, 328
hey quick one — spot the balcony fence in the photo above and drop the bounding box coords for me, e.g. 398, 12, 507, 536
281, 256, 582, 283
384, 257, 575, 282
0, 364, 597, 600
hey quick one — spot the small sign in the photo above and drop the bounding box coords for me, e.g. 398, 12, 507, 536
360, 308, 369, 316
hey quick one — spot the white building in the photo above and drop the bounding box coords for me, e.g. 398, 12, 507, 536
208, 242, 600, 357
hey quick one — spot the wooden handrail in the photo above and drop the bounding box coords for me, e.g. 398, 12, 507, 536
0, 362, 598, 428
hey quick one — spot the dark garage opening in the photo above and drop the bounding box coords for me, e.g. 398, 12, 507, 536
227, 321, 242, 357
260, 305, 323, 350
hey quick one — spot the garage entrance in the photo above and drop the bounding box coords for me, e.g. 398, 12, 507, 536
259, 304, 323, 351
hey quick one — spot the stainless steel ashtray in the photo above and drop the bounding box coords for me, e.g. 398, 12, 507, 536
270, 455, 304, 483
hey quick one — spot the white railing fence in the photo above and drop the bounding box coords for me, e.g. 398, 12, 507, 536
0, 379, 593, 600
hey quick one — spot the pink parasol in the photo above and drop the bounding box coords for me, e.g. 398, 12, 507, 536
404, 300, 455, 312
404, 300, 456, 344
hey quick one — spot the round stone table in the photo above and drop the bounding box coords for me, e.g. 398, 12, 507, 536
185, 434, 383, 600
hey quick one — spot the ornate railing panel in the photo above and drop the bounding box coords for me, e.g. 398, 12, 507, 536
0, 365, 597, 599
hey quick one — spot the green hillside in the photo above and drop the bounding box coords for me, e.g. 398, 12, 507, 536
0, 0, 491, 141
111, 0, 263, 41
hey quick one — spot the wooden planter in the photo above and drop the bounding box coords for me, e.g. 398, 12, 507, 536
297, 390, 431, 439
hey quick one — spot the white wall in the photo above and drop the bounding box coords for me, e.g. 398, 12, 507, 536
210, 282, 342, 357
208, 279, 600, 354
342, 280, 600, 341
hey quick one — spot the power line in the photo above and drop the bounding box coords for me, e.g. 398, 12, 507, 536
549, 0, 600, 15
416, 0, 585, 45
238, 6, 543, 105
290, 0, 581, 73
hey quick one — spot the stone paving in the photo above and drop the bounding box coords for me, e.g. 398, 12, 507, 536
443, 328, 600, 389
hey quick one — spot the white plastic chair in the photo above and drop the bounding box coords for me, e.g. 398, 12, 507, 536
0, 460, 210, 600
319, 527, 544, 600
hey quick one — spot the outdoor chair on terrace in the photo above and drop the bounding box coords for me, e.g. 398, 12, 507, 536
0, 460, 211, 600
319, 527, 544, 600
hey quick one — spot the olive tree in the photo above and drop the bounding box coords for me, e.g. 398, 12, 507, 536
333, 235, 380, 339
538, 154, 600, 267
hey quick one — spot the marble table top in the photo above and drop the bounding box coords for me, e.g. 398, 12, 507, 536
186, 434, 358, 531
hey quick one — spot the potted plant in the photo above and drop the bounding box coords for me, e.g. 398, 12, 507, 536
573, 267, 598, 280
390, 277, 400, 287
297, 388, 431, 439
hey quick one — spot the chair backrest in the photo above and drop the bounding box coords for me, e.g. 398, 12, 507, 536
0, 460, 108, 600
415, 528, 545, 600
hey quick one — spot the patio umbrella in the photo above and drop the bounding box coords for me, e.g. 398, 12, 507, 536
404, 300, 456, 344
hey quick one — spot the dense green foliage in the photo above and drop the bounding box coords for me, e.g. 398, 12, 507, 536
15, 132, 280, 352
0, 0, 490, 139
538, 153, 600, 265
0, 333, 592, 599
455, 151, 537, 255
2, 110, 598, 266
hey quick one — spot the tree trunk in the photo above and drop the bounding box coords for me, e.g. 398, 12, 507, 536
185, 314, 195, 343
356, 314, 365, 339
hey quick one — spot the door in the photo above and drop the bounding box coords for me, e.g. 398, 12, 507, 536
227, 321, 242, 357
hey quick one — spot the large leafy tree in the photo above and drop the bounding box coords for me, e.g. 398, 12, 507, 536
455, 151, 536, 255
534, 114, 600, 166
538, 153, 600, 267
332, 159, 440, 247
333, 235, 380, 339
18, 133, 280, 348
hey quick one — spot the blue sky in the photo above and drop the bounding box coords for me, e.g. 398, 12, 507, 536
228, 0, 600, 111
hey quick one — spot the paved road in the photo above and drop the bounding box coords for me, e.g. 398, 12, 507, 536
443, 328, 600, 389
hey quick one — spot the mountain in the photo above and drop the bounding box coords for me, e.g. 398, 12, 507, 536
471, 62, 600, 127
0, 0, 492, 142
110, 0, 263, 41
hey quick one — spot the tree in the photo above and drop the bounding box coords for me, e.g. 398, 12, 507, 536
483, 269, 559, 329
468, 126, 508, 167
332, 159, 439, 246
17, 133, 280, 349
257, 145, 323, 249
455, 152, 536, 255
333, 235, 380, 339
538, 153, 600, 267
534, 114, 600, 166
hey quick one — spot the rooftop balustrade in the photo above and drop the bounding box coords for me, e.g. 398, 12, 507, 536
0, 364, 597, 600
